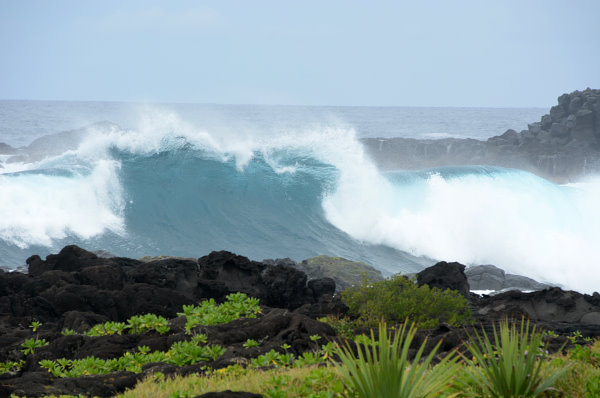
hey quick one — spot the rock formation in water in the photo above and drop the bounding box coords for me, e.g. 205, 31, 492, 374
264, 255, 384, 292
362, 88, 600, 182
466, 264, 552, 292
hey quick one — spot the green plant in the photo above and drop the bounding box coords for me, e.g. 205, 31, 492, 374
0, 360, 24, 375
341, 274, 472, 328
243, 339, 260, 349
29, 320, 42, 332
20, 337, 48, 355
39, 336, 225, 378
85, 314, 170, 337
178, 293, 261, 334
460, 319, 569, 397
61, 328, 76, 336
294, 352, 322, 368
85, 321, 129, 336
318, 315, 357, 339
586, 376, 600, 397
334, 321, 459, 397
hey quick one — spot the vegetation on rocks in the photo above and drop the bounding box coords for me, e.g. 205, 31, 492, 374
3, 246, 600, 398
178, 292, 261, 334
39, 334, 225, 377
113, 320, 600, 398
339, 273, 473, 328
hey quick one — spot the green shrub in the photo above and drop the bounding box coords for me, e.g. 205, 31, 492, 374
0, 360, 24, 375
39, 334, 225, 377
243, 339, 260, 349
85, 314, 170, 336
20, 337, 48, 355
178, 292, 261, 334
318, 315, 371, 339
29, 320, 42, 332
341, 274, 472, 328
460, 319, 569, 397
334, 321, 460, 397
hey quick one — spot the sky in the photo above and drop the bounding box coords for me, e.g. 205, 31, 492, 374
1, 0, 599, 107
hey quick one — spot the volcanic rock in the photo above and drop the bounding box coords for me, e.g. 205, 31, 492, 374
362, 88, 600, 182
265, 255, 384, 292
416, 261, 470, 297
466, 264, 551, 292
0, 246, 340, 397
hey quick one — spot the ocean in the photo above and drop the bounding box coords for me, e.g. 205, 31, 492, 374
1, 101, 599, 293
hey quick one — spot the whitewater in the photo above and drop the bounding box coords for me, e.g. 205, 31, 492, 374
1, 102, 599, 294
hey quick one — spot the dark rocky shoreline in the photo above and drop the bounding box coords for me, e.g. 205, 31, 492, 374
2, 245, 600, 396
362, 88, 600, 183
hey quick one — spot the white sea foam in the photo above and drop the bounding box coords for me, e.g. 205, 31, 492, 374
2, 107, 599, 293
323, 162, 600, 294
0, 159, 125, 248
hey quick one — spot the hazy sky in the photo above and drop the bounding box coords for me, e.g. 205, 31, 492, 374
1, 0, 599, 107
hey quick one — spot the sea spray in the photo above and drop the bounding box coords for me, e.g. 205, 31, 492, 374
325, 166, 600, 293
1, 108, 599, 293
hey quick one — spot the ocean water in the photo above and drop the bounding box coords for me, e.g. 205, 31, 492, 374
2, 101, 599, 294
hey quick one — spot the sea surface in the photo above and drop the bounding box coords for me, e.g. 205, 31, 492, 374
1, 101, 599, 293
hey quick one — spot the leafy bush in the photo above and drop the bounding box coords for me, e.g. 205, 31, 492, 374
334, 321, 460, 397
178, 292, 261, 334
39, 334, 225, 377
0, 360, 24, 375
20, 337, 48, 355
85, 314, 170, 336
460, 319, 569, 397
243, 339, 260, 349
341, 274, 472, 328
318, 315, 364, 339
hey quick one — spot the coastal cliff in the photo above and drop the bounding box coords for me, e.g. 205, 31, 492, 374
362, 88, 600, 182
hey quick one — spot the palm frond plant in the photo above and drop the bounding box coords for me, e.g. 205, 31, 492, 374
460, 318, 569, 397
334, 321, 460, 397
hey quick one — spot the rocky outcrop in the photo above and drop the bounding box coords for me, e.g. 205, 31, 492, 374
4, 246, 335, 324
466, 264, 551, 292
473, 287, 600, 326
0, 246, 339, 397
362, 88, 600, 182
416, 261, 470, 297
265, 255, 383, 292
0, 245, 338, 355
0, 142, 16, 154
413, 260, 600, 332
1, 121, 117, 164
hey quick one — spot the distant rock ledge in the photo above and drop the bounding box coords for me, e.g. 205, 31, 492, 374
362, 88, 600, 182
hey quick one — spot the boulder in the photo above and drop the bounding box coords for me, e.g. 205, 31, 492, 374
0, 142, 17, 154
473, 287, 600, 325
465, 264, 550, 292
416, 261, 470, 297
282, 255, 383, 292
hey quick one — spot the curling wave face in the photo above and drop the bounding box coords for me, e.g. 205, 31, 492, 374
1, 109, 599, 293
